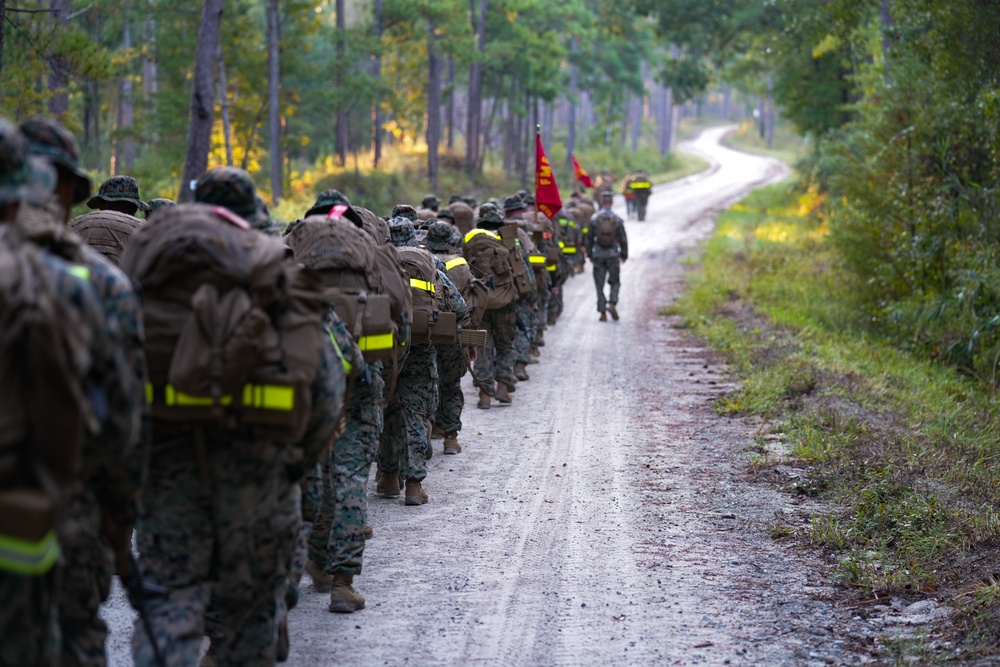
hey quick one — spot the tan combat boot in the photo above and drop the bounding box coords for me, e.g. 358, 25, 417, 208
276, 615, 290, 661
363, 525, 373, 539
478, 388, 492, 409
376, 470, 401, 498
443, 432, 461, 455
305, 560, 332, 593
404, 479, 429, 505
608, 302, 619, 321
599, 311, 607, 321
431, 423, 445, 439
328, 573, 366, 613
514, 362, 530, 381
495, 382, 512, 404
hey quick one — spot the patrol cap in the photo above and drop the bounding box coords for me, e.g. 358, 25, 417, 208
0, 118, 56, 207
20, 117, 92, 205
193, 166, 268, 228
88, 174, 150, 212
423, 220, 461, 253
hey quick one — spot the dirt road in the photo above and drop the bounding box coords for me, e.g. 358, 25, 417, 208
104, 127, 910, 665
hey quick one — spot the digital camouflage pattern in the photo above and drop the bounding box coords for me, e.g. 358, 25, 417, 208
87, 175, 149, 213
378, 342, 438, 483
390, 204, 418, 222
474, 305, 517, 395
145, 198, 175, 216
193, 166, 269, 229
20, 116, 92, 204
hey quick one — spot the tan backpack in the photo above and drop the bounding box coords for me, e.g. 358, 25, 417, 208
438, 253, 488, 329
498, 223, 533, 297
595, 211, 619, 248
462, 229, 518, 310
121, 204, 328, 445
284, 215, 397, 362
0, 228, 97, 574
68, 210, 143, 266
396, 246, 456, 345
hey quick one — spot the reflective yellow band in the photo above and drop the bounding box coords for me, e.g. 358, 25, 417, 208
562, 246, 578, 254
582, 227, 589, 234
546, 265, 557, 272
358, 332, 394, 352
0, 529, 59, 575
528, 255, 546, 265
327, 328, 352, 376
631, 182, 651, 189
67, 265, 91, 281
146, 383, 294, 412
410, 278, 436, 293
445, 257, 468, 270
558, 218, 569, 226
464, 229, 498, 242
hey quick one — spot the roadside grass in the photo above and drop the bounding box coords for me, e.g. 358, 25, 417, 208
722, 120, 810, 166
671, 181, 1000, 647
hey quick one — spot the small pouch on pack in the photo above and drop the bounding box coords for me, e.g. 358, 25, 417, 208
545, 246, 561, 263
429, 311, 457, 345
498, 224, 518, 249
358, 294, 395, 361
457, 329, 488, 347
0, 489, 54, 543
410, 308, 432, 345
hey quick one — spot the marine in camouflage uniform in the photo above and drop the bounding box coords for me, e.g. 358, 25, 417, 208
470, 203, 518, 408
0, 119, 139, 667
296, 190, 384, 615
19, 117, 147, 667
87, 174, 150, 218
585, 191, 629, 321
378, 218, 466, 505
503, 200, 541, 386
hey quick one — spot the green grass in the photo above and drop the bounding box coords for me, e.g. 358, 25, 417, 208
722, 120, 810, 166
672, 180, 1000, 653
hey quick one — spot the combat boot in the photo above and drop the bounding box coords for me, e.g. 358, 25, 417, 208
404, 479, 429, 506
431, 423, 444, 439
478, 388, 492, 409
363, 525, 374, 539
443, 432, 462, 455
328, 573, 366, 613
599, 311, 607, 322
608, 302, 619, 321
547, 313, 558, 326
495, 382, 512, 404
276, 615, 290, 661
376, 470, 401, 498
514, 362, 530, 381
305, 560, 332, 593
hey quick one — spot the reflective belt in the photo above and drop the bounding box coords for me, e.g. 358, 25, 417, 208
358, 332, 394, 353
546, 264, 557, 272
582, 227, 589, 235
67, 265, 91, 281
0, 529, 59, 576
561, 241, 577, 255
327, 328, 352, 376
445, 257, 468, 271
631, 182, 651, 189
410, 278, 436, 293
464, 229, 499, 242
558, 218, 569, 227
528, 255, 546, 266
146, 383, 295, 411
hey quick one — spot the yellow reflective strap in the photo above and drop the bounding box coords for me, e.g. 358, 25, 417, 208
464, 229, 498, 243
558, 218, 569, 226
445, 257, 468, 270
67, 265, 91, 281
409, 278, 436, 293
0, 529, 60, 575
359, 332, 394, 352
260, 385, 294, 411
631, 181, 651, 189
145, 383, 153, 405
174, 389, 233, 407
562, 246, 578, 254
327, 328, 352, 376
528, 255, 546, 265
150, 383, 290, 411
582, 227, 589, 235
546, 264, 557, 272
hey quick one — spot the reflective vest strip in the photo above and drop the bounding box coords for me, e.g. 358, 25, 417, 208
631, 182, 652, 189
67, 265, 91, 281
358, 332, 394, 352
464, 229, 498, 243
445, 257, 468, 271
528, 255, 546, 265
327, 328, 352, 376
410, 278, 436, 293
0, 529, 59, 575
146, 383, 295, 411
546, 264, 557, 272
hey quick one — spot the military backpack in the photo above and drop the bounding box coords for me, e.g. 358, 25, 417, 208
68, 209, 143, 266
397, 246, 456, 345
462, 228, 519, 310
595, 211, 619, 248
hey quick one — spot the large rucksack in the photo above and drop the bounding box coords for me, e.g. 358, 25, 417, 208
462, 229, 518, 310
68, 210, 143, 266
121, 203, 328, 445
284, 215, 398, 363
498, 223, 533, 297
438, 253, 488, 329
396, 246, 456, 345
595, 212, 618, 248
0, 228, 97, 574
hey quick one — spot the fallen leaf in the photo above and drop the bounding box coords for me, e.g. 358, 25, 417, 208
693, 642, 713, 649
555, 474, 561, 478
543, 499, 553, 503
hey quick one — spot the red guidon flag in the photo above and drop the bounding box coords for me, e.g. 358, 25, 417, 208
572, 154, 593, 188
535, 133, 563, 219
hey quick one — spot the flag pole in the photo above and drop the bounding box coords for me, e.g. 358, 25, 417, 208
534, 124, 540, 228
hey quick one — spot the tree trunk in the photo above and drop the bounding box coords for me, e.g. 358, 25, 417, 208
445, 55, 455, 152
372, 0, 383, 167
334, 0, 347, 166
267, 0, 282, 202
115, 21, 135, 173
566, 39, 577, 168
47, 0, 70, 118
426, 19, 441, 191
465, 0, 486, 172
0, 0, 7, 81
218, 46, 233, 166
880, 0, 893, 76
178, 0, 224, 202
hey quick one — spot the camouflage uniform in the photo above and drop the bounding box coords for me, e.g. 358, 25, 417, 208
20, 117, 147, 667
379, 219, 466, 496
585, 203, 629, 316
0, 119, 138, 667
87, 174, 150, 216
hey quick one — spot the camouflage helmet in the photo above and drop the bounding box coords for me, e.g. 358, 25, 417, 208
0, 118, 55, 207
420, 194, 440, 209
475, 202, 504, 229
390, 204, 418, 222
20, 117, 92, 205
387, 216, 418, 247
88, 174, 149, 212
423, 220, 461, 254
194, 166, 267, 228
